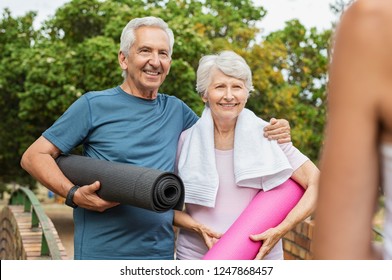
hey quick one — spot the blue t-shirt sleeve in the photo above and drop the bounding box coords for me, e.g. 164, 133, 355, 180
181, 100, 199, 130
42, 95, 91, 153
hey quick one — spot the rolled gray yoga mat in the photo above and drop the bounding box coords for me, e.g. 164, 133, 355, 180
56, 154, 185, 212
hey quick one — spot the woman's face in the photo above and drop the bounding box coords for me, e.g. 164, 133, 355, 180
203, 69, 249, 124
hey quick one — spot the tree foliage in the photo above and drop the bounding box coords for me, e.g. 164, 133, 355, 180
0, 0, 332, 188
248, 20, 332, 161
0, 9, 38, 190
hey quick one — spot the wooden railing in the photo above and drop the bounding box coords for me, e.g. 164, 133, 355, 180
7, 187, 63, 259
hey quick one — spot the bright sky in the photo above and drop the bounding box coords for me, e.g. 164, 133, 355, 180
258, 0, 344, 34
0, 0, 346, 34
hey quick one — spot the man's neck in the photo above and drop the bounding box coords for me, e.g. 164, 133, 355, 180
120, 83, 158, 100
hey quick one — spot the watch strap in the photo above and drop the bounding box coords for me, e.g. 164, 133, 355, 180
65, 185, 80, 208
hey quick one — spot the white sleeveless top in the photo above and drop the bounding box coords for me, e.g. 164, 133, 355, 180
381, 143, 392, 259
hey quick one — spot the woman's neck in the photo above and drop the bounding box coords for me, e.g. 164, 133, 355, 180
214, 121, 236, 150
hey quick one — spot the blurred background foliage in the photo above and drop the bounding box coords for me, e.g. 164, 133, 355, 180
0, 0, 348, 192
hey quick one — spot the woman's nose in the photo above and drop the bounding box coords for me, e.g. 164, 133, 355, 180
224, 90, 234, 101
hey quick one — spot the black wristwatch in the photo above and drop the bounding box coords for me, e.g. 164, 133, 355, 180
65, 185, 80, 208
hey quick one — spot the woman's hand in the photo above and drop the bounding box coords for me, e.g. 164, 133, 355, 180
194, 224, 222, 249
250, 227, 283, 260
173, 210, 222, 249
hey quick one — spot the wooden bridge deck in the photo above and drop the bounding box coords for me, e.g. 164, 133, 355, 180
1, 204, 68, 260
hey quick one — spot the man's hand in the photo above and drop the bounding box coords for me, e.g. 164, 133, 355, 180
263, 118, 291, 144
73, 181, 120, 212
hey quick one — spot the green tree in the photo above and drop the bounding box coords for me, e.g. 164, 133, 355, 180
0, 9, 38, 189
247, 20, 331, 161
1, 0, 332, 189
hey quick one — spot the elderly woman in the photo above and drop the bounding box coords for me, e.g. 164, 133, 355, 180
174, 50, 319, 260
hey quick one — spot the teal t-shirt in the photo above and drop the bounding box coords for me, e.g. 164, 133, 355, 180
43, 86, 198, 259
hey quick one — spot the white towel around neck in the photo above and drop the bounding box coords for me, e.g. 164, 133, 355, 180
177, 107, 293, 207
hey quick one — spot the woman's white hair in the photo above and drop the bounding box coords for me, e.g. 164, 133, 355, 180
196, 50, 254, 97
119, 16, 175, 78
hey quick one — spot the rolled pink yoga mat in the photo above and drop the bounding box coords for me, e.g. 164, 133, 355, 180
202, 179, 304, 260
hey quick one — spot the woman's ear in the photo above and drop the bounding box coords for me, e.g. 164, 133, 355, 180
244, 91, 250, 104
201, 92, 208, 103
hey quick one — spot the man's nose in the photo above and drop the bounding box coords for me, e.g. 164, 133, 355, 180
148, 52, 160, 67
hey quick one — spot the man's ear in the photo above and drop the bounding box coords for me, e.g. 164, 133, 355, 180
166, 59, 172, 75
118, 51, 128, 70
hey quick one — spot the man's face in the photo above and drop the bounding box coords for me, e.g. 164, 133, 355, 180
121, 26, 172, 96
